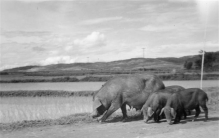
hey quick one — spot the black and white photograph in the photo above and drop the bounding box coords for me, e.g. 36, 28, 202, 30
0, 0, 218, 137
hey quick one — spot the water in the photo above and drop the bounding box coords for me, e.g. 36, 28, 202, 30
0, 80, 218, 91
0, 97, 92, 123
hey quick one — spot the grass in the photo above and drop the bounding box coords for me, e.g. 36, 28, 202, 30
0, 90, 95, 97
1, 73, 218, 83
0, 109, 142, 132
0, 77, 79, 83
0, 113, 94, 131
204, 87, 219, 111
0, 87, 218, 131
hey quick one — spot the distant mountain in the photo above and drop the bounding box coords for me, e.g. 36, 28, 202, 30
156, 56, 194, 64
3, 58, 181, 72
3, 65, 40, 72
2, 52, 219, 72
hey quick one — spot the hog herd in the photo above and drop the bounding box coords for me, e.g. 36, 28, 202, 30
91, 74, 208, 125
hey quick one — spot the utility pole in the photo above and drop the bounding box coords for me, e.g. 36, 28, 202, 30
200, 50, 205, 89
87, 57, 89, 63
142, 48, 145, 58
200, 2, 208, 90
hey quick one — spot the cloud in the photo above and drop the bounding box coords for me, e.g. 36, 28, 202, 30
49, 50, 59, 55
41, 56, 76, 65
63, 32, 107, 56
64, 46, 72, 51
1, 36, 11, 43
168, 0, 192, 2
152, 41, 219, 57
195, 0, 219, 24
2, 31, 51, 38
140, 25, 176, 32
73, 32, 106, 48
32, 46, 46, 52
81, 17, 123, 25
17, 0, 79, 2
1, 35, 42, 43
1, 31, 50, 44
121, 18, 145, 23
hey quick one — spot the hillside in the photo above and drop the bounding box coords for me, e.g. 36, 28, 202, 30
2, 58, 183, 72
2, 52, 219, 73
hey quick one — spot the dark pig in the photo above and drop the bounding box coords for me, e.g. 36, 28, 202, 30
142, 85, 185, 123
160, 88, 208, 125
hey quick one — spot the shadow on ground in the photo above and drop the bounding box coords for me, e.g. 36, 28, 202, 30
105, 111, 219, 125
106, 113, 143, 123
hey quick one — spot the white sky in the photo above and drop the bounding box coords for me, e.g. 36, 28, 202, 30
0, 0, 218, 70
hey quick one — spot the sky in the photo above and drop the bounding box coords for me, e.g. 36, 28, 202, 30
0, 0, 218, 70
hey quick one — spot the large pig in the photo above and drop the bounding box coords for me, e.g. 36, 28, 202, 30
91, 74, 165, 122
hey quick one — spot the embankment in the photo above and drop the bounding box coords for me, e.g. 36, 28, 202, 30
0, 90, 95, 97
0, 73, 218, 83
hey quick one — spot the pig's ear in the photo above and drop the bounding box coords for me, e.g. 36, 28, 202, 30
93, 99, 102, 109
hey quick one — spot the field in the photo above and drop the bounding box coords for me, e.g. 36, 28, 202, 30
0, 97, 92, 123
0, 87, 218, 131
0, 79, 218, 138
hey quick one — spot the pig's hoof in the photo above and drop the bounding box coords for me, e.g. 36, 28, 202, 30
121, 117, 128, 122
144, 120, 149, 124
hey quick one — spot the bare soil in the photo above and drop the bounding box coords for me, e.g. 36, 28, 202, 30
1, 110, 218, 138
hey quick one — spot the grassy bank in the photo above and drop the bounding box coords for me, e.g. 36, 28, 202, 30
0, 74, 218, 83
158, 74, 219, 80
0, 77, 80, 83
0, 90, 95, 97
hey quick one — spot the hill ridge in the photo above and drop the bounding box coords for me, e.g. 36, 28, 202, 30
2, 51, 219, 72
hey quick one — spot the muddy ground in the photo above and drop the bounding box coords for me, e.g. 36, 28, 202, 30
1, 110, 218, 138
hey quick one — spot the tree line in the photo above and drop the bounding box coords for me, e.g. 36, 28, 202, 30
184, 52, 218, 70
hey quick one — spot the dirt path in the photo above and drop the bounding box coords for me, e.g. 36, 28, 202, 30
1, 111, 219, 138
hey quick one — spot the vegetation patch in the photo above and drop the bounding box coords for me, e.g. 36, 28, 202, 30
0, 113, 96, 132
80, 76, 112, 82
158, 73, 219, 80
205, 87, 219, 111
0, 77, 79, 83
0, 109, 143, 132
0, 90, 95, 97
0, 73, 218, 83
